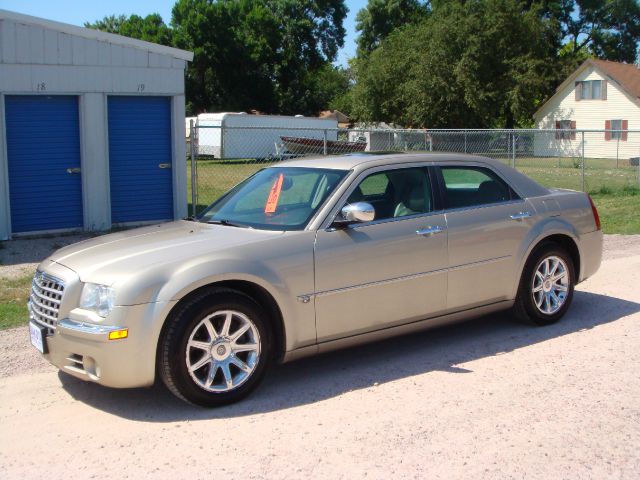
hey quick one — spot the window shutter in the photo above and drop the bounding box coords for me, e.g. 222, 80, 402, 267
605, 120, 611, 141
555, 120, 561, 140
575, 81, 581, 101
622, 120, 628, 141
602, 80, 607, 100
570, 121, 576, 140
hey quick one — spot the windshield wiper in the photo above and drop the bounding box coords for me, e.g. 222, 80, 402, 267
183, 215, 198, 222
207, 219, 251, 228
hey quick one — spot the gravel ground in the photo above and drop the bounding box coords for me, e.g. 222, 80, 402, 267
0, 234, 639, 479
0, 233, 93, 279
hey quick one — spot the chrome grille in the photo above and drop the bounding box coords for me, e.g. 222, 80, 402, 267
29, 271, 65, 336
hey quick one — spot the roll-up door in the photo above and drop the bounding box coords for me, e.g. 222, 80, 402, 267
108, 96, 173, 223
5, 95, 83, 233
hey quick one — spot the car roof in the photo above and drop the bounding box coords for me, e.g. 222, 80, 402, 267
280, 152, 507, 170
278, 152, 549, 198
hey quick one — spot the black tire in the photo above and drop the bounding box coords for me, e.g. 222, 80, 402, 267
512, 243, 576, 326
159, 288, 272, 407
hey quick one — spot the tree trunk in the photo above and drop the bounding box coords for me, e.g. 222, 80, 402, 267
504, 108, 515, 129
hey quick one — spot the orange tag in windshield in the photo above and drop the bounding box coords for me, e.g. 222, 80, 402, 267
264, 174, 284, 214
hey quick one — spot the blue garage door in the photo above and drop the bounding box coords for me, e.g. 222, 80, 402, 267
5, 96, 83, 233
108, 96, 173, 223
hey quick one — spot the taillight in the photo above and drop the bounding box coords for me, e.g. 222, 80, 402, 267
587, 195, 601, 231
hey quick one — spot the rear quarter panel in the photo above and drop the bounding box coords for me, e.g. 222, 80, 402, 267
513, 189, 601, 298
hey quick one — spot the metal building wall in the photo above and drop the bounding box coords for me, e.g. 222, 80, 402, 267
0, 11, 192, 239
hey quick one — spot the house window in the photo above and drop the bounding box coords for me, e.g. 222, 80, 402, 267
611, 120, 622, 140
605, 119, 628, 141
576, 80, 605, 100
555, 120, 576, 140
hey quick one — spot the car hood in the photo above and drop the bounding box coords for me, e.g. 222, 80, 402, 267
48, 221, 284, 283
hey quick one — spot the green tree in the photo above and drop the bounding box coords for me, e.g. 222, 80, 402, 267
85, 14, 173, 46
171, 0, 347, 114
355, 0, 429, 55
547, 0, 640, 64
350, 0, 560, 128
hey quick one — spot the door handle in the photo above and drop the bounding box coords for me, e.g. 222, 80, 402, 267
158, 163, 172, 169
66, 167, 81, 174
510, 211, 532, 220
416, 226, 445, 236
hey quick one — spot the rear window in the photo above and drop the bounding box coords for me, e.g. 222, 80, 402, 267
441, 166, 517, 209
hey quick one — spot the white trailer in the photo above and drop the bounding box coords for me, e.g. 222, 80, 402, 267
195, 112, 338, 158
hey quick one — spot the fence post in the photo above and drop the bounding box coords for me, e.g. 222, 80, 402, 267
581, 130, 585, 192
189, 119, 197, 217
464, 130, 467, 153
323, 129, 328, 156
511, 133, 516, 168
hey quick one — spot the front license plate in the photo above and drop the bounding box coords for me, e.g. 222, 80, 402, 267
29, 322, 47, 354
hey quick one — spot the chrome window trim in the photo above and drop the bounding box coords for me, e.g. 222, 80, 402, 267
442, 198, 527, 215
341, 209, 445, 231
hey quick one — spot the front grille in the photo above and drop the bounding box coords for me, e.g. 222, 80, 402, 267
29, 271, 65, 336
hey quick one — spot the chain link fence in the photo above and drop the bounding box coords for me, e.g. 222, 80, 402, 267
187, 124, 640, 215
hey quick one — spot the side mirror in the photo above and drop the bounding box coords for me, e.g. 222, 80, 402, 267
334, 202, 375, 225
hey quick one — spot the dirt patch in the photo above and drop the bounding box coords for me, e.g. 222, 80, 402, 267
601, 233, 640, 261
0, 233, 93, 279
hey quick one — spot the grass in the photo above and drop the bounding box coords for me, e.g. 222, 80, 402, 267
589, 187, 640, 234
0, 275, 32, 330
187, 158, 272, 214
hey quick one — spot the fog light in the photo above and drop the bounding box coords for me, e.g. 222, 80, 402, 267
108, 328, 128, 340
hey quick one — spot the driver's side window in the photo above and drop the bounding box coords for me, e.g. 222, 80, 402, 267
346, 167, 433, 221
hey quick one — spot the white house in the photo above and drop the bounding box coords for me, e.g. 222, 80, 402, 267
0, 10, 193, 240
533, 59, 640, 160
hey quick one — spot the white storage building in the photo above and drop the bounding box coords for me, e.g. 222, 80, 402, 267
196, 112, 338, 158
0, 10, 193, 239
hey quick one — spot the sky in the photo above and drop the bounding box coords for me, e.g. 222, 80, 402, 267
0, 0, 368, 66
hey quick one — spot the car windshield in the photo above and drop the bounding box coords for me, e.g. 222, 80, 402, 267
198, 167, 348, 230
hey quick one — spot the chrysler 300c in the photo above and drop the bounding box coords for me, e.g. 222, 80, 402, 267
28, 153, 603, 406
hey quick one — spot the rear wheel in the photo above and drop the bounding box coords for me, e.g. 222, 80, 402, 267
159, 289, 272, 407
513, 244, 575, 326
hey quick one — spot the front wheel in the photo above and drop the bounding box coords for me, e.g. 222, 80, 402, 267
159, 289, 272, 407
513, 244, 575, 326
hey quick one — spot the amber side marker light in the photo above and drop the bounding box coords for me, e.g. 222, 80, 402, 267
108, 329, 129, 340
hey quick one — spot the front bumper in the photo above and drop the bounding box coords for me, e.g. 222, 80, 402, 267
40, 301, 175, 388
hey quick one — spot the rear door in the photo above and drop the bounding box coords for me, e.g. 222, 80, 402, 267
314, 165, 448, 342
437, 164, 533, 310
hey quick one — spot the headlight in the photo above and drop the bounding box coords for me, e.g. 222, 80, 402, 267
79, 283, 116, 318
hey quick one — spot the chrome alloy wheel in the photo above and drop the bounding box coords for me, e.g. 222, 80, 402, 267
186, 310, 261, 393
532, 256, 569, 315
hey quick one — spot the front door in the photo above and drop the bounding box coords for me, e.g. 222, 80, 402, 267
314, 166, 448, 343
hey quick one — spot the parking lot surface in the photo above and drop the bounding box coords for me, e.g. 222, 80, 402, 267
1, 235, 639, 479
